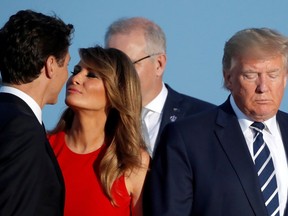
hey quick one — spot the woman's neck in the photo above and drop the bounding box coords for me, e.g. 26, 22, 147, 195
66, 111, 106, 154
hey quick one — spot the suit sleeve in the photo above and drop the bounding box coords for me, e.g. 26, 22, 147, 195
144, 122, 193, 216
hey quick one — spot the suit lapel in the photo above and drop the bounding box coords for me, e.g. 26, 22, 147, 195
155, 86, 184, 150
42, 123, 65, 189
277, 111, 288, 162
276, 112, 288, 216
215, 99, 268, 215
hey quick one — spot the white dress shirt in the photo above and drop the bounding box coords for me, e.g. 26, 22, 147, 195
0, 86, 42, 124
142, 83, 168, 157
230, 96, 288, 216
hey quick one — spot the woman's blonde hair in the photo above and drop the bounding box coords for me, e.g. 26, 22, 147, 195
49, 46, 146, 204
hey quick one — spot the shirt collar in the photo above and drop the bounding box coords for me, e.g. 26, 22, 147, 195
145, 82, 168, 114
0, 86, 42, 124
230, 95, 276, 134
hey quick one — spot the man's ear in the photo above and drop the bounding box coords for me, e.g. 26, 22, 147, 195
284, 71, 288, 88
156, 54, 167, 77
44, 56, 56, 79
223, 69, 232, 90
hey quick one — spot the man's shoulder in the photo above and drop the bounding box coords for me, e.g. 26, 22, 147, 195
165, 84, 216, 110
277, 109, 288, 116
277, 110, 288, 123
0, 95, 38, 130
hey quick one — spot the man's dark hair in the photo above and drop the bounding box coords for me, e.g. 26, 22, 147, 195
0, 10, 74, 84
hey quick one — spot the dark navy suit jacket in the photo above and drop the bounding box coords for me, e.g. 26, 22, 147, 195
154, 84, 216, 155
0, 93, 65, 216
144, 97, 288, 216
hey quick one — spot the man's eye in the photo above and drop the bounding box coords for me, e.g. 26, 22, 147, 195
243, 73, 257, 80
268, 72, 279, 79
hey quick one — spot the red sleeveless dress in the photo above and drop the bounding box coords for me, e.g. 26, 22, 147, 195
49, 131, 131, 216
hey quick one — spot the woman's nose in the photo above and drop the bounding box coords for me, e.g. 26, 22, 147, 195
70, 72, 83, 85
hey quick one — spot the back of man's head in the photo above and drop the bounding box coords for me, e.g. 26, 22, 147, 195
0, 9, 74, 85
104, 17, 166, 55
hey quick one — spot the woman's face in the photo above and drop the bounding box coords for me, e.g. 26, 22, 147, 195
65, 62, 107, 112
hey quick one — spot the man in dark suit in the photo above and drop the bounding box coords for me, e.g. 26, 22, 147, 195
104, 17, 215, 157
144, 28, 288, 216
0, 10, 74, 215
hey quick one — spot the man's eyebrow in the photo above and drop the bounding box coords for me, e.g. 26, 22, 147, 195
242, 68, 281, 73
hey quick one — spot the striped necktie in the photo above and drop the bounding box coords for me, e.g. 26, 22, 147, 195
251, 122, 280, 216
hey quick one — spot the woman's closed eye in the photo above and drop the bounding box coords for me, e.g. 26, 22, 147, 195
71, 65, 82, 76
86, 71, 99, 79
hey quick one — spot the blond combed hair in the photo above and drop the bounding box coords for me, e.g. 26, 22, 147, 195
222, 28, 288, 89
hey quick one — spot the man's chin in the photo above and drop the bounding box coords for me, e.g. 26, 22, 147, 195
250, 109, 277, 121
47, 98, 58, 105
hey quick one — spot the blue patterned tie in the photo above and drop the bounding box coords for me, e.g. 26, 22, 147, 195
251, 122, 280, 216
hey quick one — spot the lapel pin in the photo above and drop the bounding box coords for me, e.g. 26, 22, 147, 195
170, 115, 177, 122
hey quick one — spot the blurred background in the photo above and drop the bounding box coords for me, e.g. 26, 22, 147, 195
1, 0, 288, 129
